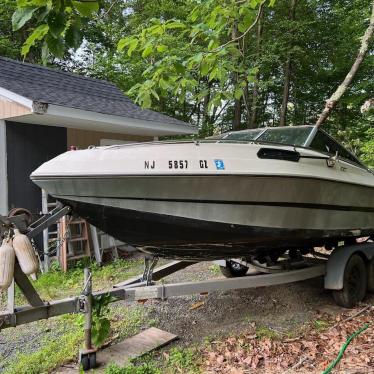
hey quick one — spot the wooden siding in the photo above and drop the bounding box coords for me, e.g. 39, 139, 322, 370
0, 96, 31, 119
67, 128, 152, 148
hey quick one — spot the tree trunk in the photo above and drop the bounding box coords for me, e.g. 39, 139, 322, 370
249, 15, 263, 129
232, 21, 242, 130
279, 57, 292, 126
315, 1, 374, 127
233, 97, 242, 130
279, 0, 297, 127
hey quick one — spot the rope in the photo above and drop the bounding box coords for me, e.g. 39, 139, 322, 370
321, 323, 369, 374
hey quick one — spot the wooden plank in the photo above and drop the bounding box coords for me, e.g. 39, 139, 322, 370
97, 328, 177, 370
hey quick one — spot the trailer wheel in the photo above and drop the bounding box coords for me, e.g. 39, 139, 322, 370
367, 258, 374, 293
220, 260, 249, 278
332, 254, 367, 308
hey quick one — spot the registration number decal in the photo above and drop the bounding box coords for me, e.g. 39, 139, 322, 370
169, 160, 188, 169
144, 160, 155, 169
199, 160, 208, 169
214, 159, 225, 170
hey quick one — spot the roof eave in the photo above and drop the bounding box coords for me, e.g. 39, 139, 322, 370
46, 104, 198, 135
0, 87, 197, 136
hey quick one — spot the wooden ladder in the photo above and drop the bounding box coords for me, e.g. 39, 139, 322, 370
59, 216, 91, 272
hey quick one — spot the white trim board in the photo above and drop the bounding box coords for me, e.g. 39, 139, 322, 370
46, 104, 197, 135
0, 120, 8, 214
0, 88, 33, 109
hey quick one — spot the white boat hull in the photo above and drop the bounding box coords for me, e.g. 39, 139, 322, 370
31, 140, 374, 259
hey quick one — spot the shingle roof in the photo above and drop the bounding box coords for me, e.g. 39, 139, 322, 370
0, 57, 191, 127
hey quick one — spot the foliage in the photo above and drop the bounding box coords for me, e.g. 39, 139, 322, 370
74, 293, 116, 348
9, 0, 374, 147
117, 0, 271, 113
29, 258, 143, 301
104, 347, 200, 374
91, 293, 116, 347
314, 319, 330, 332
0, 0, 26, 59
2, 299, 147, 373
360, 128, 374, 168
166, 347, 200, 372
3, 329, 83, 374
105, 362, 161, 374
11, 0, 100, 60
255, 325, 279, 340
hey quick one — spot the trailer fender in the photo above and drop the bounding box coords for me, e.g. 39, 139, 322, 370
324, 243, 374, 290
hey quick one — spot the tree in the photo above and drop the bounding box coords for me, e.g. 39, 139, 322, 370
0, 0, 37, 60
11, 0, 100, 60
279, 0, 297, 126
315, 0, 374, 126
10, 0, 373, 148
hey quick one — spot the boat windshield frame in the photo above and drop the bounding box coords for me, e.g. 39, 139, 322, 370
208, 126, 368, 170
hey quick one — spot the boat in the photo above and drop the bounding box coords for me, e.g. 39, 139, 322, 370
30, 125, 374, 260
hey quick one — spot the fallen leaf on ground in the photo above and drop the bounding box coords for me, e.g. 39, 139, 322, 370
190, 301, 205, 310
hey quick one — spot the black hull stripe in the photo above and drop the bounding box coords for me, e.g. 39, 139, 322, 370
31, 173, 374, 190
58, 195, 374, 213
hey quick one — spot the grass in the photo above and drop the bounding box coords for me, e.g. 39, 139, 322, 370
104, 347, 201, 374
3, 304, 148, 374
1, 258, 149, 374
3, 322, 83, 374
0, 258, 144, 308
255, 325, 280, 340
35, 258, 144, 300
208, 263, 221, 276
314, 319, 330, 331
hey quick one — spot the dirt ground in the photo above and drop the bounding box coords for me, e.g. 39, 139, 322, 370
143, 261, 356, 344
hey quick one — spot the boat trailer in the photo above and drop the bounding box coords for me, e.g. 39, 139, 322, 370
1, 203, 374, 370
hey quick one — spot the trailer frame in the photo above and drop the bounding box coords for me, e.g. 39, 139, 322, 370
1, 204, 373, 370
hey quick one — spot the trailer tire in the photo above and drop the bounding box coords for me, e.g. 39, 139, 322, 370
220, 261, 248, 278
332, 254, 367, 308
367, 258, 374, 293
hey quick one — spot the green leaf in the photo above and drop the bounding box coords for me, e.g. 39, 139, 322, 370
72, 1, 99, 17
46, 34, 64, 58
174, 62, 185, 74
140, 91, 152, 108
117, 37, 130, 51
234, 87, 243, 100
209, 67, 219, 81
142, 43, 153, 58
208, 39, 217, 51
16, 0, 48, 7
151, 89, 159, 100
65, 21, 82, 49
92, 317, 110, 348
41, 41, 49, 64
159, 77, 170, 90
200, 60, 210, 76
127, 39, 138, 56
12, 7, 38, 31
156, 44, 168, 53
165, 20, 185, 29
21, 23, 49, 57
250, 0, 260, 9
47, 11, 65, 38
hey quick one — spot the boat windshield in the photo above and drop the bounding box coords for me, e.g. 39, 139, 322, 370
256, 126, 313, 146
210, 126, 313, 146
